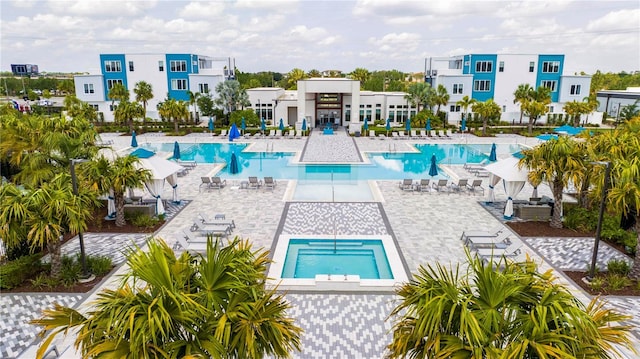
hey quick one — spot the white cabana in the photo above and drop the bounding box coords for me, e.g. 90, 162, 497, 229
136, 155, 185, 215
484, 156, 529, 219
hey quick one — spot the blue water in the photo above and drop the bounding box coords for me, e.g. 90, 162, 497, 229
281, 239, 393, 279
141, 142, 523, 180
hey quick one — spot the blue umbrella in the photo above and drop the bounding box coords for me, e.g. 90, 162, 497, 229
229, 153, 239, 174
228, 123, 241, 142
489, 143, 497, 161
279, 118, 284, 131
385, 118, 391, 136
173, 141, 181, 160
537, 134, 559, 141
429, 154, 438, 176
405, 117, 411, 132
554, 124, 575, 135
208, 117, 214, 132
131, 131, 138, 147
461, 118, 466, 132
260, 118, 266, 132
363, 117, 369, 131
302, 118, 307, 133
426, 119, 431, 132
241, 117, 246, 134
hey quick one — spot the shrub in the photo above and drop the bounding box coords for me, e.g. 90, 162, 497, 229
607, 259, 631, 276
130, 212, 160, 229
588, 277, 605, 292
607, 274, 631, 291
87, 255, 113, 276
60, 255, 81, 287
30, 273, 58, 289
0, 254, 43, 289
563, 207, 597, 232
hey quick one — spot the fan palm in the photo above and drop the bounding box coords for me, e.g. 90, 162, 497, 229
472, 99, 501, 136
157, 98, 189, 133
434, 84, 450, 117
133, 81, 153, 119
387, 251, 634, 358
114, 100, 144, 133
522, 86, 552, 134
456, 95, 476, 122
513, 83, 532, 124
33, 237, 302, 359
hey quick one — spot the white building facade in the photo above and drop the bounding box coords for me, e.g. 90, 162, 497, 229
424, 54, 593, 124
74, 53, 234, 121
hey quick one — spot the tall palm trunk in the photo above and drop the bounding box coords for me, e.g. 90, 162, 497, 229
550, 178, 564, 228
174, 117, 179, 133
527, 117, 535, 135
48, 237, 63, 278
629, 218, 640, 279
115, 192, 127, 227
578, 173, 591, 208
519, 110, 523, 124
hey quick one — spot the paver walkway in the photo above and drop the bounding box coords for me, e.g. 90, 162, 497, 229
301, 127, 362, 162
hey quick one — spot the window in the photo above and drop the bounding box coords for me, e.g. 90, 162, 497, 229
542, 61, 560, 73
109, 104, 116, 111
570, 84, 581, 95
104, 60, 121, 72
498, 61, 504, 72
106, 79, 123, 89
89, 104, 99, 111
83, 83, 94, 94
541, 80, 557, 92
375, 108, 381, 121
453, 83, 463, 94
171, 79, 187, 90
502, 105, 506, 112
450, 105, 461, 112
199, 83, 209, 93
158, 61, 164, 72
529, 62, 535, 72
128, 61, 134, 72
475, 61, 493, 72
474, 80, 491, 92
170, 60, 187, 72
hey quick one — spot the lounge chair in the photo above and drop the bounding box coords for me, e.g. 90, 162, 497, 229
410, 130, 419, 139
474, 242, 523, 261
446, 129, 454, 137
378, 133, 387, 140
219, 129, 228, 137
199, 177, 213, 190
467, 179, 485, 195
415, 179, 430, 192
460, 226, 508, 245
369, 130, 376, 138
174, 231, 208, 253
449, 179, 469, 193
467, 232, 513, 251
433, 179, 449, 192
392, 132, 400, 139
430, 130, 438, 138
399, 178, 414, 191
190, 221, 231, 238
198, 213, 235, 230
294, 130, 302, 139
420, 130, 428, 139
177, 160, 197, 170
264, 176, 277, 190
248, 176, 262, 189
210, 176, 226, 189
275, 130, 283, 138
267, 129, 276, 138
439, 130, 449, 139
398, 131, 407, 139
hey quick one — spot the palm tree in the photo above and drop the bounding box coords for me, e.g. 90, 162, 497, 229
107, 82, 129, 107
0, 174, 96, 278
349, 68, 371, 88
563, 100, 591, 127
589, 118, 640, 278
471, 99, 501, 136
434, 84, 450, 116
33, 237, 303, 358
187, 90, 201, 122
214, 80, 248, 123
520, 136, 586, 228
522, 86, 552, 135
284, 68, 307, 90
82, 155, 151, 227
387, 251, 634, 358
513, 83, 532, 124
157, 98, 189, 133
307, 69, 322, 78
456, 95, 476, 121
133, 81, 153, 120
405, 83, 434, 112
113, 100, 144, 133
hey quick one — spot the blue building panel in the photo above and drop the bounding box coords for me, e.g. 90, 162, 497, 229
165, 54, 193, 101
536, 55, 564, 102
469, 54, 497, 102
99, 54, 127, 101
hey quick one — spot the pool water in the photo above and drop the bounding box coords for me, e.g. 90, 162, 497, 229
141, 143, 523, 180
281, 239, 393, 279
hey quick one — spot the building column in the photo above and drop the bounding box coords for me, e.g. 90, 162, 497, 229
348, 81, 361, 134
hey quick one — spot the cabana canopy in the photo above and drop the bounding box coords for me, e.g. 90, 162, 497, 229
484, 156, 529, 219
134, 153, 185, 215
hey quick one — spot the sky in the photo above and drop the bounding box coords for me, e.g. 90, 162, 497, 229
1, 0, 639, 75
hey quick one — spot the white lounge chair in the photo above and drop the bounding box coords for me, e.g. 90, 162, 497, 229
399, 178, 414, 191
392, 132, 400, 139
449, 179, 469, 193
190, 221, 231, 238
198, 213, 235, 230
264, 176, 277, 190
461, 228, 510, 247
430, 130, 438, 138
410, 130, 419, 139
174, 231, 208, 253
199, 177, 214, 191
438, 130, 449, 139
446, 129, 454, 137
415, 179, 430, 192
369, 130, 376, 138
467, 232, 513, 251
398, 131, 407, 139
419, 130, 428, 139
210, 176, 226, 190
219, 129, 228, 137
433, 179, 448, 192
460, 225, 505, 241
467, 179, 485, 195
474, 242, 523, 261
275, 130, 283, 138
248, 176, 262, 189
267, 129, 276, 138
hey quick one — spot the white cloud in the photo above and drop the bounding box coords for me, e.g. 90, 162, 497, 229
586, 8, 640, 31
51, 0, 157, 17
179, 1, 226, 19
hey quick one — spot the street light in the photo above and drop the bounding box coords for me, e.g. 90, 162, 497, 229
70, 158, 94, 282
587, 161, 612, 281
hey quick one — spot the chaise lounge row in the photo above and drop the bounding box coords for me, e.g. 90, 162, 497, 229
399, 178, 484, 194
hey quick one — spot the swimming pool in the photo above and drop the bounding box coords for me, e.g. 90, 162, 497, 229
141, 142, 523, 180
281, 239, 393, 279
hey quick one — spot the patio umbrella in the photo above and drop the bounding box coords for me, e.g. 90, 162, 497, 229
363, 117, 369, 131
241, 117, 246, 134
131, 131, 138, 147
429, 154, 438, 176
489, 143, 497, 161
260, 118, 266, 133
208, 117, 214, 132
229, 153, 239, 174
279, 118, 285, 131
302, 118, 307, 134
385, 118, 391, 136
405, 117, 411, 133
228, 123, 241, 142
536, 134, 558, 141
461, 118, 466, 132
173, 141, 181, 160
426, 118, 431, 132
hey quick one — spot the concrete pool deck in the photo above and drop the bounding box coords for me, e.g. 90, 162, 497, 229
5, 129, 640, 358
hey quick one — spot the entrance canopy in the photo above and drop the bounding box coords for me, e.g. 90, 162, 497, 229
484, 156, 529, 219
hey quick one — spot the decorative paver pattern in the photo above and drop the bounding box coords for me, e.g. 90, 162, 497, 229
523, 237, 632, 271
301, 129, 362, 162
282, 202, 388, 235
